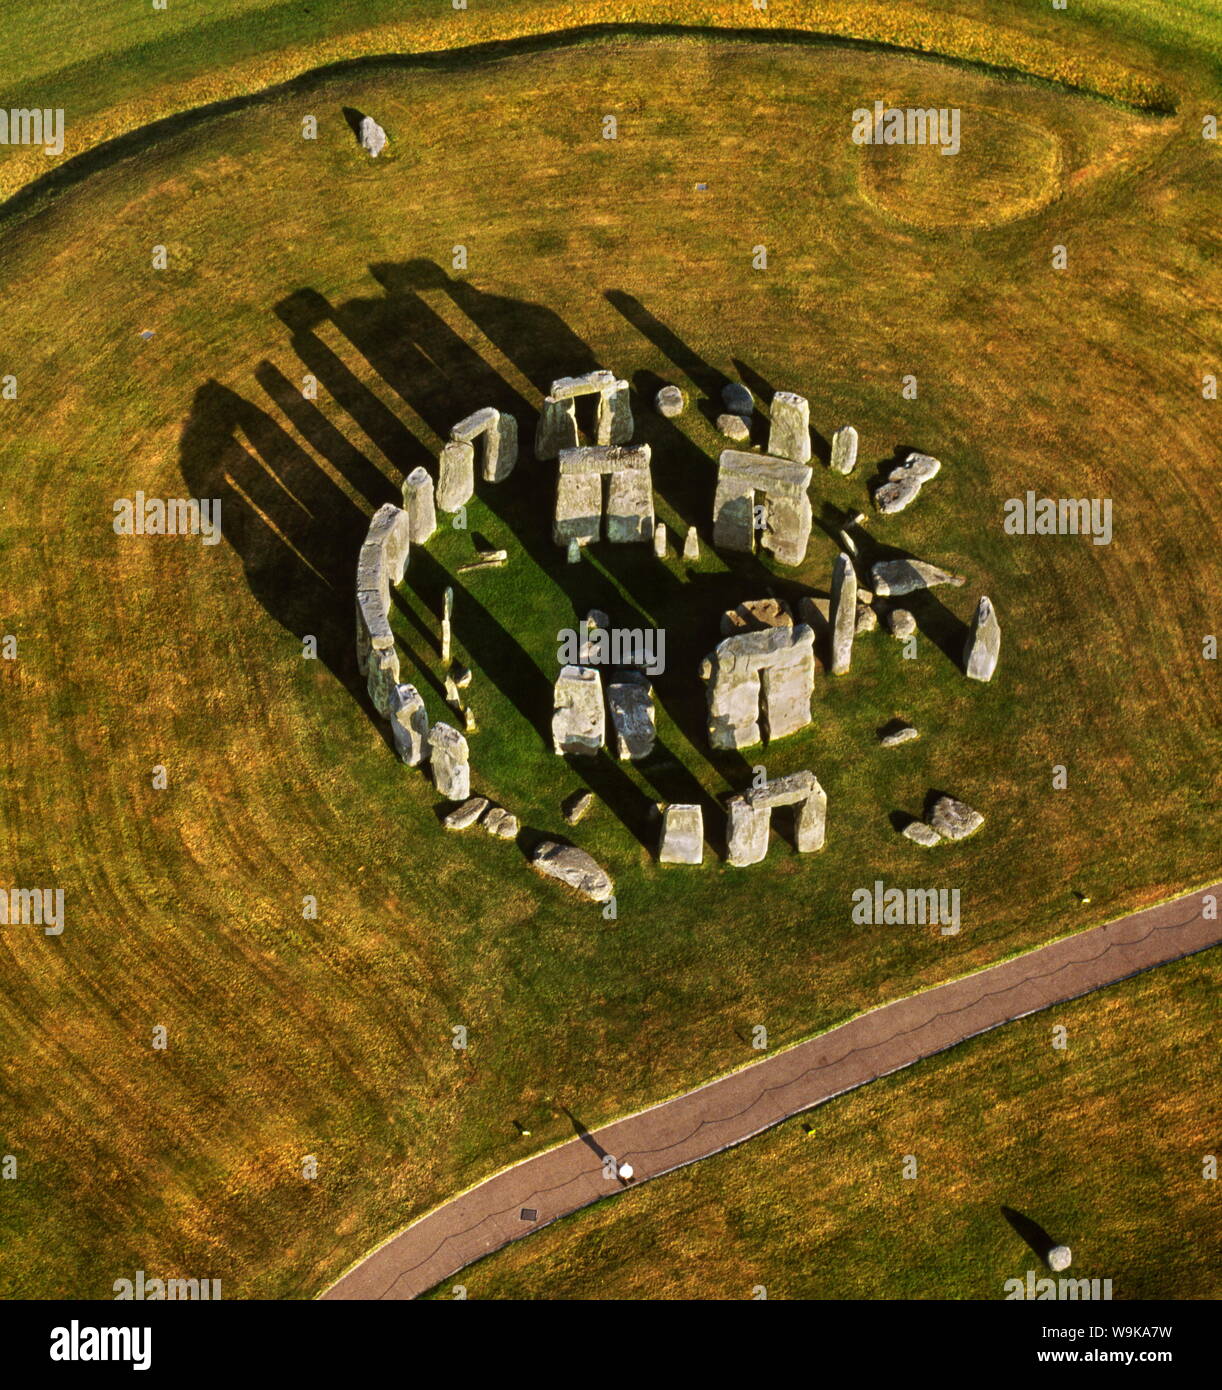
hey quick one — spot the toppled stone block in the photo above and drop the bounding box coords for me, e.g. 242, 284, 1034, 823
552, 665, 605, 756
873, 450, 943, 514
929, 795, 984, 841
720, 598, 793, 636
718, 413, 751, 443
444, 796, 489, 830
964, 595, 1000, 681
563, 790, 595, 825
428, 722, 470, 801
658, 804, 704, 864
879, 721, 919, 747
871, 559, 966, 597
887, 608, 917, 638
902, 821, 941, 847
530, 841, 614, 903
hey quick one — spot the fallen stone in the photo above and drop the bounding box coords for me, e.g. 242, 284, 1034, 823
902, 821, 941, 847
493, 812, 519, 840
655, 384, 686, 418
718, 412, 751, 443
964, 594, 1000, 682
428, 722, 470, 801
829, 425, 859, 475
358, 115, 387, 157
767, 390, 812, 464
898, 451, 942, 481
887, 608, 917, 638
722, 382, 754, 416
481, 806, 509, 836
855, 603, 878, 635
444, 797, 489, 830
873, 474, 924, 515
552, 665, 605, 756
720, 598, 793, 636
530, 841, 614, 903
879, 721, 919, 747
871, 559, 966, 597
457, 550, 508, 573
830, 553, 857, 675
563, 790, 595, 825
682, 526, 700, 562
928, 795, 984, 841
658, 804, 704, 864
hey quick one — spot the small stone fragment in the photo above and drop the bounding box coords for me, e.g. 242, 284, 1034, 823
682, 526, 700, 562
855, 603, 878, 635
717, 413, 751, 443
529, 841, 614, 903
902, 821, 942, 847
444, 797, 489, 830
1047, 1246, 1072, 1273
566, 538, 582, 564
928, 795, 985, 841
655, 384, 686, 418
722, 382, 754, 417
879, 721, 919, 747
563, 790, 595, 825
887, 608, 917, 639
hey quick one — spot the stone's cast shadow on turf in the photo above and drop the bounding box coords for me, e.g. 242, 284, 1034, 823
1001, 1205, 1058, 1265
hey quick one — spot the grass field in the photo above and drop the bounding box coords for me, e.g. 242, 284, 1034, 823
420, 951, 1221, 1299
0, 6, 1217, 1299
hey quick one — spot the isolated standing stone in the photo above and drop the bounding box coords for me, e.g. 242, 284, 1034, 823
682, 526, 700, 562
658, 804, 704, 864
401, 466, 437, 544
871, 559, 966, 597
722, 382, 754, 417
655, 384, 686, 418
552, 665, 605, 756
928, 795, 984, 841
530, 842, 614, 903
358, 115, 387, 157
767, 391, 811, 464
964, 595, 1000, 681
428, 722, 470, 801
388, 683, 429, 765
436, 439, 474, 512
829, 425, 859, 475
830, 552, 857, 675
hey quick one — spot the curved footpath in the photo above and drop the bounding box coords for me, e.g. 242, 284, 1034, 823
324, 883, 1221, 1299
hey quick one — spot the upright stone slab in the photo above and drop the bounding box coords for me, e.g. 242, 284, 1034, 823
711, 471, 755, 553
595, 381, 633, 446
401, 466, 437, 543
366, 644, 400, 719
553, 469, 602, 547
428, 722, 470, 801
762, 489, 813, 566
486, 412, 518, 482
608, 674, 655, 760
358, 115, 387, 157
652, 522, 667, 558
725, 796, 771, 867
964, 595, 1000, 681
552, 665, 605, 756
767, 391, 811, 464
436, 439, 474, 512
682, 526, 700, 562
760, 631, 815, 739
658, 804, 704, 865
535, 396, 579, 460
830, 552, 857, 676
830, 425, 859, 475
605, 454, 654, 543
388, 683, 429, 765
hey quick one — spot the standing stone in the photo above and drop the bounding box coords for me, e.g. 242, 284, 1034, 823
436, 439, 474, 512
767, 391, 811, 464
401, 466, 437, 544
656, 384, 686, 418
722, 382, 754, 417
566, 538, 582, 564
718, 413, 751, 443
829, 425, 858, 475
428, 722, 470, 801
608, 675, 655, 760
830, 553, 857, 676
484, 412, 518, 482
388, 683, 429, 765
440, 586, 453, 664
1047, 1246, 1072, 1273
604, 453, 654, 543
964, 595, 1000, 681
595, 381, 633, 446
725, 796, 771, 867
653, 523, 668, 558
366, 644, 400, 719
871, 559, 966, 597
358, 115, 387, 157
682, 526, 700, 562
658, 804, 704, 865
552, 665, 605, 756
535, 395, 579, 460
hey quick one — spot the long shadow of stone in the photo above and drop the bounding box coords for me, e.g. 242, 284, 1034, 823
732, 355, 830, 463
1001, 1206, 1058, 1265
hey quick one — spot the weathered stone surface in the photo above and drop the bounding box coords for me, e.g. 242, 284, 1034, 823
436, 439, 474, 512
702, 624, 815, 749
563, 790, 595, 825
604, 451, 654, 544
388, 682, 429, 765
855, 602, 878, 635
887, 608, 917, 638
652, 523, 667, 558
358, 115, 387, 157
401, 466, 437, 544
551, 370, 617, 400
481, 805, 510, 836
879, 721, 919, 747
355, 503, 410, 676
658, 804, 704, 864
718, 412, 751, 443
492, 811, 519, 839
595, 381, 633, 446
713, 450, 813, 563
535, 395, 579, 460
552, 665, 605, 756
608, 675, 655, 760
720, 598, 793, 636
726, 796, 771, 867
873, 474, 923, 515
767, 390, 811, 464
655, 384, 686, 418
529, 841, 614, 903
830, 553, 857, 676
1047, 1246, 1072, 1273
744, 770, 826, 851
902, 821, 942, 847
444, 796, 489, 830
553, 469, 601, 547
797, 595, 830, 635
486, 411, 518, 481
366, 644, 400, 719
555, 444, 653, 546
428, 722, 470, 801
761, 489, 812, 566
898, 451, 941, 481
451, 406, 499, 444
830, 425, 859, 475
440, 585, 453, 664
871, 559, 966, 597
929, 795, 984, 841
722, 382, 754, 416
566, 538, 582, 564
964, 595, 1000, 682
457, 550, 507, 573
682, 526, 700, 562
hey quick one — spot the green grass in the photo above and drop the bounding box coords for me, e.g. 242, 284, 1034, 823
0, 14, 1217, 1299
421, 951, 1221, 1299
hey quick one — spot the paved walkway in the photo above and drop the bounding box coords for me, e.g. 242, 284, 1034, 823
323, 883, 1221, 1299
